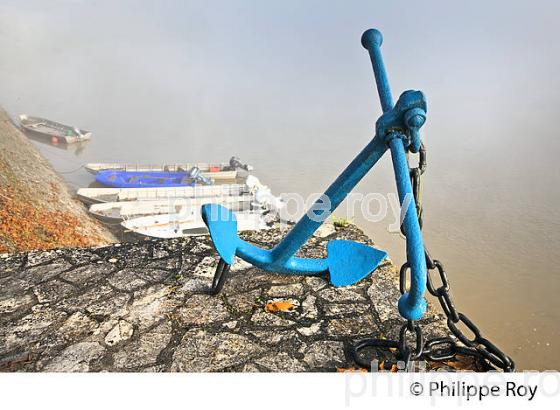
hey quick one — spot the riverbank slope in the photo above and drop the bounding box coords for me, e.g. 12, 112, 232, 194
0, 108, 115, 252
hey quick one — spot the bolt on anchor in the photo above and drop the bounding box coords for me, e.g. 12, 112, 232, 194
202, 28, 428, 321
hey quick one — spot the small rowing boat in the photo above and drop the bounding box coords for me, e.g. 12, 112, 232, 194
95, 168, 213, 188
84, 157, 252, 180
19, 115, 91, 144
121, 211, 270, 238
88, 196, 255, 223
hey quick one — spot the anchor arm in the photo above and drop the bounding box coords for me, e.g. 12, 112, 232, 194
362, 29, 427, 320
270, 135, 387, 265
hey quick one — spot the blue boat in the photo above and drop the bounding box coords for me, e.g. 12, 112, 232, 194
95, 169, 212, 188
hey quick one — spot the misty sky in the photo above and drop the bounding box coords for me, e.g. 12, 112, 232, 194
1, 0, 559, 369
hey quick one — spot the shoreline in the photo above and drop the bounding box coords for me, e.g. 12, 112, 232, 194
0, 107, 116, 253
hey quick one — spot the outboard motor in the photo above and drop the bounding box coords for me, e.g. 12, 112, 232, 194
188, 166, 213, 185
229, 156, 254, 171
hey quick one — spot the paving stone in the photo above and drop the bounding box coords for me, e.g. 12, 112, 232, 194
1, 306, 67, 354
112, 322, 171, 369
297, 322, 322, 336
255, 352, 307, 372
85, 292, 130, 318
230, 257, 253, 272
42, 342, 105, 372
175, 294, 230, 326
192, 256, 219, 278
323, 303, 371, 317
19, 261, 72, 285
57, 312, 98, 342
250, 311, 297, 327
242, 363, 261, 372
301, 341, 346, 369
326, 315, 378, 337
318, 287, 366, 303
367, 270, 402, 322
104, 320, 134, 346
135, 268, 171, 283
248, 329, 302, 346
61, 263, 114, 285
0, 293, 34, 315
226, 289, 262, 314
171, 330, 265, 371
127, 285, 178, 330
24, 251, 58, 267
108, 269, 147, 291
301, 295, 318, 319
180, 277, 209, 293
304, 276, 328, 292
33, 280, 77, 303
266, 283, 305, 298
151, 248, 169, 259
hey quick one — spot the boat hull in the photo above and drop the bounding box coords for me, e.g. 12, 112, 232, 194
95, 170, 199, 188
88, 196, 255, 222
121, 211, 269, 239
19, 115, 91, 144
77, 183, 253, 204
85, 163, 237, 180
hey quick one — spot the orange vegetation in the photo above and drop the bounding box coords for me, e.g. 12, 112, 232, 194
0, 186, 102, 253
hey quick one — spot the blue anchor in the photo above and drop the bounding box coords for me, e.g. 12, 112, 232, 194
202, 28, 428, 321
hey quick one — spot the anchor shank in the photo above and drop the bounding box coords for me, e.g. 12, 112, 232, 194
270, 136, 387, 264
389, 136, 427, 320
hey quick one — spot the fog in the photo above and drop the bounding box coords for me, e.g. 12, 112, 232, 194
1, 0, 559, 369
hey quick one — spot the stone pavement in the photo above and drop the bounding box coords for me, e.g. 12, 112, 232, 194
0, 224, 449, 372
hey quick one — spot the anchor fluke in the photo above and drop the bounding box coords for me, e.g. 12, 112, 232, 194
201, 203, 239, 265
326, 240, 387, 287
202, 204, 387, 292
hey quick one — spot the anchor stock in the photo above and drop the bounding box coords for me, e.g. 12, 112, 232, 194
202, 28, 428, 321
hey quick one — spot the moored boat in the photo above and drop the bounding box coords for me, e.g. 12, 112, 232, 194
95, 168, 213, 188
121, 211, 270, 239
76, 175, 275, 205
76, 183, 252, 205
84, 156, 252, 180
88, 195, 255, 223
19, 114, 91, 144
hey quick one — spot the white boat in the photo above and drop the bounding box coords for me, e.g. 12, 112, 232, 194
121, 211, 270, 238
19, 114, 92, 144
88, 195, 255, 223
76, 175, 286, 210
84, 157, 253, 180
77, 183, 252, 205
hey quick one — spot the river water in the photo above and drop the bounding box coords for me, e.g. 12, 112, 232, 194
1, 1, 558, 370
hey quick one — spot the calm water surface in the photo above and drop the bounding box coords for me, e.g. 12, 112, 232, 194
1, 1, 558, 370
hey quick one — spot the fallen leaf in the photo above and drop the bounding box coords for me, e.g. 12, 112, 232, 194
264, 300, 295, 313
